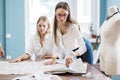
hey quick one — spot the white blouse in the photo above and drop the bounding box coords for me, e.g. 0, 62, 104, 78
25, 33, 53, 59
53, 24, 86, 59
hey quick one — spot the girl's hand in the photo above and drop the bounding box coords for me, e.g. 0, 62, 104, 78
44, 57, 56, 65
9, 53, 30, 63
65, 54, 74, 67
42, 54, 52, 59
9, 57, 22, 63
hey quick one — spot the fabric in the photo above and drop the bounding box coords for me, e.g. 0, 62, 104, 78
53, 24, 86, 59
25, 33, 53, 60
12, 74, 62, 80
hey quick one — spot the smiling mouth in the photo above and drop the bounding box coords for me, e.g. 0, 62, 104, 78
60, 20, 64, 22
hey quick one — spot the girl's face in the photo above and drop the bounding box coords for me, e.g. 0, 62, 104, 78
55, 8, 69, 25
37, 20, 49, 35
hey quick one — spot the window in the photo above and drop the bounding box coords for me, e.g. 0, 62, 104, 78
27, 0, 62, 34
77, 0, 91, 23
76, 0, 100, 39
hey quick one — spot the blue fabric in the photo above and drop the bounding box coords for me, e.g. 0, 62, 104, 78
77, 38, 93, 65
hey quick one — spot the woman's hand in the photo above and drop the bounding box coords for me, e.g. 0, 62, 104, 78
44, 57, 56, 65
0, 51, 4, 58
65, 54, 74, 67
9, 57, 22, 63
0, 46, 4, 57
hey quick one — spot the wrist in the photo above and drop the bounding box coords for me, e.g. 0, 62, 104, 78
52, 57, 56, 61
70, 52, 77, 56
70, 53, 74, 56
19, 57, 22, 60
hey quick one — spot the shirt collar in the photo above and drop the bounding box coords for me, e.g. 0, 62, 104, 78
36, 32, 51, 40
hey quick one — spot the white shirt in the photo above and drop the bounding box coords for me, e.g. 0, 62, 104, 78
26, 33, 53, 59
53, 24, 86, 59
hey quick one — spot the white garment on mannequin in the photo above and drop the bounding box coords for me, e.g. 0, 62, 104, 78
99, 6, 120, 75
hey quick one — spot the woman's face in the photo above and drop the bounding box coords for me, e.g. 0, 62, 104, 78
37, 20, 49, 35
55, 8, 69, 25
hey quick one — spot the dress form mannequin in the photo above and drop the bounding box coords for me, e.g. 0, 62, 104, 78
99, 6, 120, 75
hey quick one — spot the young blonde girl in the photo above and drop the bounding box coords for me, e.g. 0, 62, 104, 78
10, 16, 53, 62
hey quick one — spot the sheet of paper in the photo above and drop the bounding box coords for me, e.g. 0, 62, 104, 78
44, 58, 87, 74
69, 58, 87, 73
